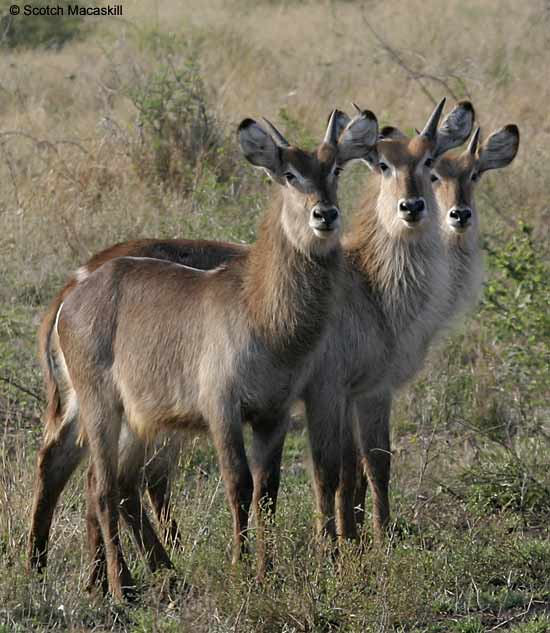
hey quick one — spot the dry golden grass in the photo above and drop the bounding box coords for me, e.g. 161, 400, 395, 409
0, 2, 549, 631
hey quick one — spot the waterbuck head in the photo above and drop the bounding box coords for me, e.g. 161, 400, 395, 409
432, 124, 520, 237
237, 109, 379, 255
363, 98, 475, 239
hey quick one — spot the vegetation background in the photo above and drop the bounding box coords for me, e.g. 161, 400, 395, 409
0, 0, 548, 631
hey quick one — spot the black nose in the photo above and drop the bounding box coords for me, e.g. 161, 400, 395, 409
312, 206, 339, 227
399, 198, 425, 220
450, 207, 472, 225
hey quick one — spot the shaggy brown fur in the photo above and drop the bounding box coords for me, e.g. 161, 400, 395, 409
28, 111, 379, 599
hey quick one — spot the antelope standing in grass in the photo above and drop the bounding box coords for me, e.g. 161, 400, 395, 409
29, 110, 379, 599
340, 121, 520, 539
29, 100, 475, 586
30, 238, 245, 572
296, 98, 475, 542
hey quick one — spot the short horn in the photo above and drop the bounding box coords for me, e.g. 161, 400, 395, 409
419, 97, 446, 139
262, 118, 290, 147
467, 127, 481, 156
324, 109, 339, 146
351, 102, 362, 115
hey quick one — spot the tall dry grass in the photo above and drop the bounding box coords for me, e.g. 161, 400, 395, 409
0, 1, 549, 630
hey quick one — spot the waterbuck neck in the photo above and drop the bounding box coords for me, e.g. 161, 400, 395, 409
345, 184, 446, 331
446, 230, 483, 317
243, 194, 342, 363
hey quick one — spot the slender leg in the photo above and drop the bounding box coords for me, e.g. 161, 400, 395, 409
353, 466, 368, 531
81, 397, 134, 601
119, 482, 174, 573
85, 463, 108, 594
145, 435, 183, 548
147, 473, 181, 548
335, 398, 359, 542
28, 417, 87, 572
115, 430, 174, 572
304, 387, 347, 541
354, 393, 392, 543
249, 414, 288, 580
210, 410, 253, 566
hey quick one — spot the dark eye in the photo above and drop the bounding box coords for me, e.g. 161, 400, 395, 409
471, 171, 480, 182
379, 162, 389, 172
425, 158, 434, 168
284, 172, 296, 183
334, 166, 343, 177
430, 173, 440, 183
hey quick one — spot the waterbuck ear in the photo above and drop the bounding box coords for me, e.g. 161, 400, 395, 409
328, 109, 351, 140
379, 125, 408, 141
337, 108, 379, 163
238, 119, 282, 174
477, 124, 519, 173
434, 100, 475, 158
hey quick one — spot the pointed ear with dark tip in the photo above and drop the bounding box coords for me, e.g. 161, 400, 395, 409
477, 124, 520, 173
379, 125, 408, 141
238, 118, 282, 174
434, 100, 475, 157
337, 109, 379, 163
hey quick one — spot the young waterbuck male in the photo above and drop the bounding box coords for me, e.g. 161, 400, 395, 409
29, 110, 379, 599
29, 238, 246, 581
342, 120, 520, 540
302, 98, 476, 543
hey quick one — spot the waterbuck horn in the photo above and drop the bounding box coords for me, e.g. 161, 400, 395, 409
468, 127, 481, 156
323, 109, 339, 146
262, 118, 290, 147
419, 97, 446, 140
351, 102, 362, 115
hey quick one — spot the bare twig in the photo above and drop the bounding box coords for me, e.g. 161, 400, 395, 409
0, 374, 44, 404
487, 595, 534, 631
361, 11, 460, 104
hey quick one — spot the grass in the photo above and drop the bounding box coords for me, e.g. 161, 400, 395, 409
0, 0, 549, 630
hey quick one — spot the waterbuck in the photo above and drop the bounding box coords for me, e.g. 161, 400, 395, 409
29, 110, 379, 599
302, 98, 476, 542
339, 121, 520, 540
29, 100, 476, 586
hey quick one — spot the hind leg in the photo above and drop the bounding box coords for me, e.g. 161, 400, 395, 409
28, 416, 87, 572
117, 426, 173, 571
147, 472, 181, 548
145, 434, 183, 548
85, 463, 108, 594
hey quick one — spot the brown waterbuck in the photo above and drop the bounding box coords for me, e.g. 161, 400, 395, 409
28, 110, 379, 599
339, 120, 520, 540
302, 98, 477, 542
29, 99, 476, 586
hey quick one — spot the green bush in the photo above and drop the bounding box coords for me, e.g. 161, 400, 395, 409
459, 450, 550, 519
127, 36, 227, 190
482, 222, 550, 407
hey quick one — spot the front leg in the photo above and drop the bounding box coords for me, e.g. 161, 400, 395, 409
335, 397, 360, 542
249, 414, 288, 580
304, 387, 347, 542
354, 392, 392, 543
210, 410, 253, 566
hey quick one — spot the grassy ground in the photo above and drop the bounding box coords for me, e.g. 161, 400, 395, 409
0, 0, 549, 631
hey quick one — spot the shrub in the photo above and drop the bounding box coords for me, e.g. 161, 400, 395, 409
459, 450, 550, 519
127, 37, 227, 190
